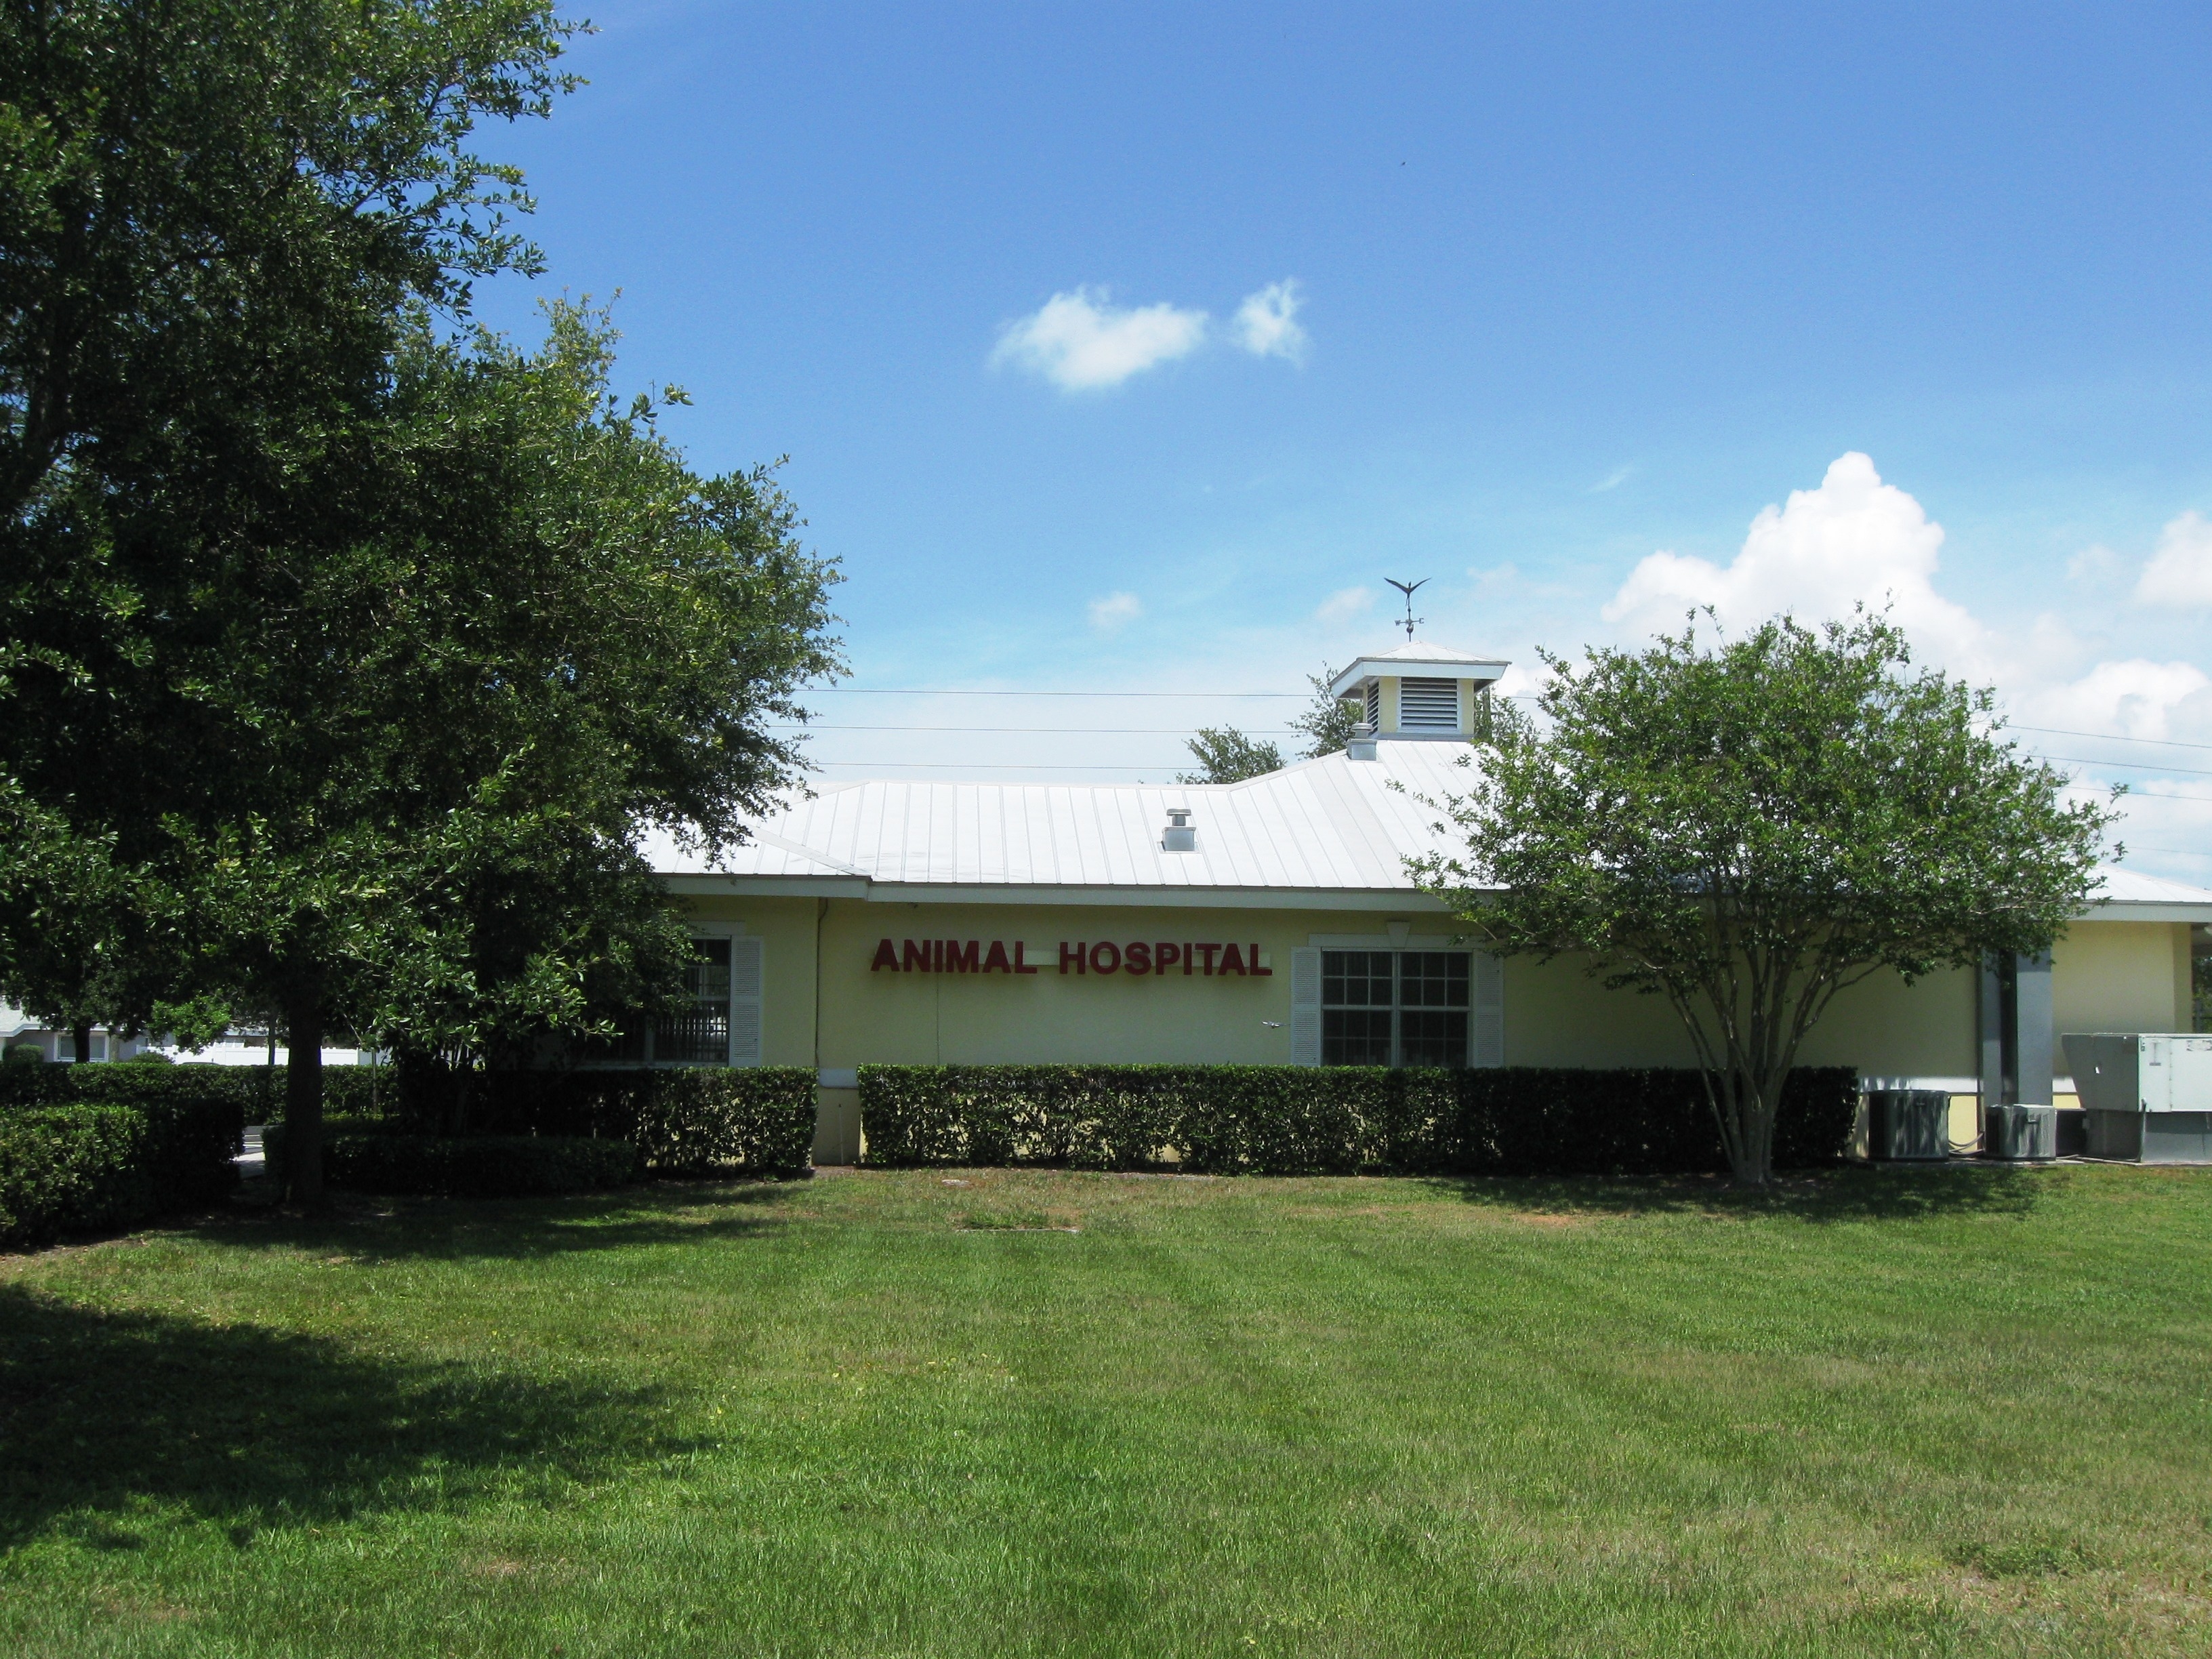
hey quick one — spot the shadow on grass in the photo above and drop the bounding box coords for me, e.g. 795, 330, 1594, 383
1419, 1163, 2049, 1223
197, 1176, 806, 1265
0, 1284, 702, 1551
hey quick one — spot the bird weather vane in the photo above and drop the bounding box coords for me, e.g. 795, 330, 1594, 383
1385, 577, 1427, 641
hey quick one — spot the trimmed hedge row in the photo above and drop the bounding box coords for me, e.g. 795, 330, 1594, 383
0, 1061, 387, 1120
0, 1073, 247, 1247
855, 1065, 1858, 1176
390, 1067, 819, 1176
260, 1127, 637, 1196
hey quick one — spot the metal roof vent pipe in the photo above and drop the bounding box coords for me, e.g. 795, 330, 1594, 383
1347, 722, 1379, 762
1162, 807, 1197, 852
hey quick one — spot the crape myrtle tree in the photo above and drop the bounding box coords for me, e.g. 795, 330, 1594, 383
1410, 613, 2114, 1187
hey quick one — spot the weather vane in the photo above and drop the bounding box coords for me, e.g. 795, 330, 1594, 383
1385, 577, 1427, 641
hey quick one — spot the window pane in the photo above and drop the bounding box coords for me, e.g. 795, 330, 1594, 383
1323, 1008, 1393, 1066
657, 938, 732, 1064
1399, 952, 1469, 1009
1322, 950, 1393, 1007
1399, 1008, 1469, 1068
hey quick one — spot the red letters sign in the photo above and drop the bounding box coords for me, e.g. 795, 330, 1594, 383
870, 939, 1271, 978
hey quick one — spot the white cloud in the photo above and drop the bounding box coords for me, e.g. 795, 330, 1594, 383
992, 288, 1208, 390
2133, 510, 2212, 607
1602, 451, 1986, 668
1088, 592, 1143, 632
2067, 543, 2118, 581
1315, 585, 1372, 623
2019, 658, 2211, 742
1591, 464, 1634, 494
1232, 280, 1308, 363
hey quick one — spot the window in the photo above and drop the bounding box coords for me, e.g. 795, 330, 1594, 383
587, 935, 756, 1067
1321, 949, 1469, 1067
655, 938, 733, 1065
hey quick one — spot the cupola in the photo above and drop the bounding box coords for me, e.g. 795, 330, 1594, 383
1328, 640, 1509, 759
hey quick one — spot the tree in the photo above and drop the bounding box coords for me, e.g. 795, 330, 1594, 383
1290, 666, 1363, 758
1410, 613, 2114, 1186
0, 7, 844, 1203
1178, 727, 1283, 784
1, 0, 579, 1171
180, 306, 840, 1199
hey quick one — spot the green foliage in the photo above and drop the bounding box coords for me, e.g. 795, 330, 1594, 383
1176, 727, 1283, 784
855, 1064, 1856, 1176
268, 1066, 818, 1176
1414, 613, 2114, 1185
0, 1067, 245, 1245
120, 1050, 173, 1065
3, 1043, 43, 1066
1291, 665, 1365, 758
0, 1105, 153, 1245
259, 1129, 635, 1196
0, 0, 581, 1042
1, 7, 844, 1201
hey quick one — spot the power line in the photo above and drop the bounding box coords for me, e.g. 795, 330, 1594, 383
2039, 754, 2212, 779
2013, 724, 2212, 752
814, 687, 1308, 698
813, 761, 1183, 772
777, 724, 1298, 735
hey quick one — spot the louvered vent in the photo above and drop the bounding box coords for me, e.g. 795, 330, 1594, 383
1399, 676, 1460, 729
1364, 682, 1380, 730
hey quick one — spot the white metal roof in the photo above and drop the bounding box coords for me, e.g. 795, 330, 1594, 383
1327, 638, 1511, 699
647, 739, 2212, 918
648, 739, 1480, 908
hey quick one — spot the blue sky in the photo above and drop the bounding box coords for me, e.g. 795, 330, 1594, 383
472, 1, 2212, 876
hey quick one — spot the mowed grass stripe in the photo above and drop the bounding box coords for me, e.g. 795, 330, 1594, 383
1, 1166, 2209, 1656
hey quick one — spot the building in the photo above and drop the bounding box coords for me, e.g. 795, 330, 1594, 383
0, 1004, 373, 1069
644, 641, 2212, 1159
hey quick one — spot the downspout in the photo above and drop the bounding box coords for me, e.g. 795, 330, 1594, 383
813, 896, 827, 1072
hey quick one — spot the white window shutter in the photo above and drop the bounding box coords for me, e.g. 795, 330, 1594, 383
1290, 947, 1322, 1067
729, 936, 764, 1067
1471, 949, 1504, 1068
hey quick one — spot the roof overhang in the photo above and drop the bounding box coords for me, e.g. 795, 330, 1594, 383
1328, 655, 1510, 699
665, 871, 1453, 912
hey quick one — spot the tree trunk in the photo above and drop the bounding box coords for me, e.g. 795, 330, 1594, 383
70, 1022, 92, 1065
283, 980, 327, 1208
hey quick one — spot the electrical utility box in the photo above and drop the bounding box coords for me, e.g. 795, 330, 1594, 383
2061, 1034, 2212, 1164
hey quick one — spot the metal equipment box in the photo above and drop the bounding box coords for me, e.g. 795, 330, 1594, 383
1866, 1089, 1949, 1162
2061, 1033, 2212, 1164
1984, 1103, 2056, 1163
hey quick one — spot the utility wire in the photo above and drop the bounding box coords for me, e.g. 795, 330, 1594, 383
776, 723, 1300, 735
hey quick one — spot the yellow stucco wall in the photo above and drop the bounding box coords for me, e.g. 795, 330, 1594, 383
815, 902, 1375, 1068
682, 894, 822, 1068
2047, 920, 2194, 1105
674, 894, 2189, 1082
1494, 954, 1978, 1074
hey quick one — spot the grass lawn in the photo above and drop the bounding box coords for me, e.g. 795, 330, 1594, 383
3, 1165, 2210, 1657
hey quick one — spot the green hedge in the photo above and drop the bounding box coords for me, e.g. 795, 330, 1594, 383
0, 1070, 247, 1247
855, 1065, 1858, 1176
260, 1128, 636, 1196
391, 1067, 818, 1176
0, 1106, 159, 1245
